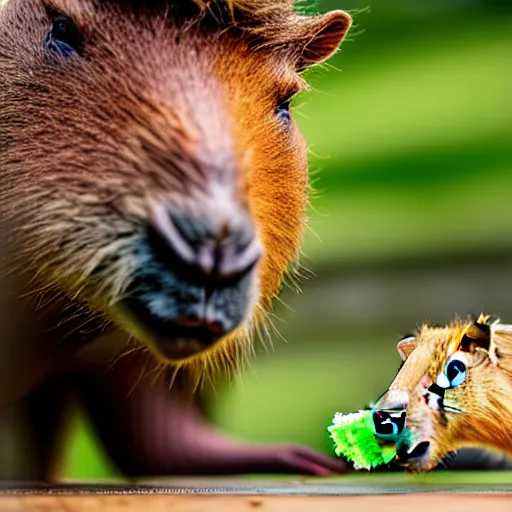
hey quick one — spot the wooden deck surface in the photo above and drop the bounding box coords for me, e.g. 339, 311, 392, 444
1, 475, 512, 511
2, 494, 512, 512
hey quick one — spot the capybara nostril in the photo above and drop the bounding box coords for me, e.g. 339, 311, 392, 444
148, 203, 263, 282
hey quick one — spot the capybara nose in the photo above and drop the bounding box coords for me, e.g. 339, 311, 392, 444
148, 204, 263, 282
122, 203, 263, 361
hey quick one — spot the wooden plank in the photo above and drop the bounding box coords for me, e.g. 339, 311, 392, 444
1, 494, 512, 512
2, 475, 512, 495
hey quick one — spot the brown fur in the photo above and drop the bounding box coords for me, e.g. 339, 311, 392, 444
383, 314, 512, 472
0, 0, 351, 376
0, 0, 353, 481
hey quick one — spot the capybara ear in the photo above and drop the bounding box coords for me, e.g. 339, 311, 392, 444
295, 10, 352, 71
397, 336, 417, 361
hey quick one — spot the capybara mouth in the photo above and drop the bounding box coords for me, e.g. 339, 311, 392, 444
116, 248, 256, 362
122, 292, 226, 361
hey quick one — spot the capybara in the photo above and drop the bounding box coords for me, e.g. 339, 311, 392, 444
0, 0, 353, 480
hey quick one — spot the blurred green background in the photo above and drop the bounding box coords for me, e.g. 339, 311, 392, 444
63, 0, 512, 480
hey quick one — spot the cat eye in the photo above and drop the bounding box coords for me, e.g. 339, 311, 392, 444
436, 351, 468, 389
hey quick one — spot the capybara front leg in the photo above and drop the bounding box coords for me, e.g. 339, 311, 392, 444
75, 352, 348, 477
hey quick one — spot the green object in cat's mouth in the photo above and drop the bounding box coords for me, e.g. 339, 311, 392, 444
328, 410, 400, 470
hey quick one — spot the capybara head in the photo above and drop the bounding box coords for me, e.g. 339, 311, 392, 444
372, 314, 512, 472
0, 0, 351, 364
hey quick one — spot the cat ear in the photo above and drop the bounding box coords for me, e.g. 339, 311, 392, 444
489, 323, 512, 366
459, 318, 493, 353
397, 336, 417, 361
295, 10, 352, 71
462, 322, 490, 346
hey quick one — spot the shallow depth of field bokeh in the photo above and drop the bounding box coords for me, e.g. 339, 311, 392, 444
64, 0, 512, 479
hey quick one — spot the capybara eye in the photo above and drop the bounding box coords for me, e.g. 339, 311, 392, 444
276, 98, 292, 126
44, 15, 83, 58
